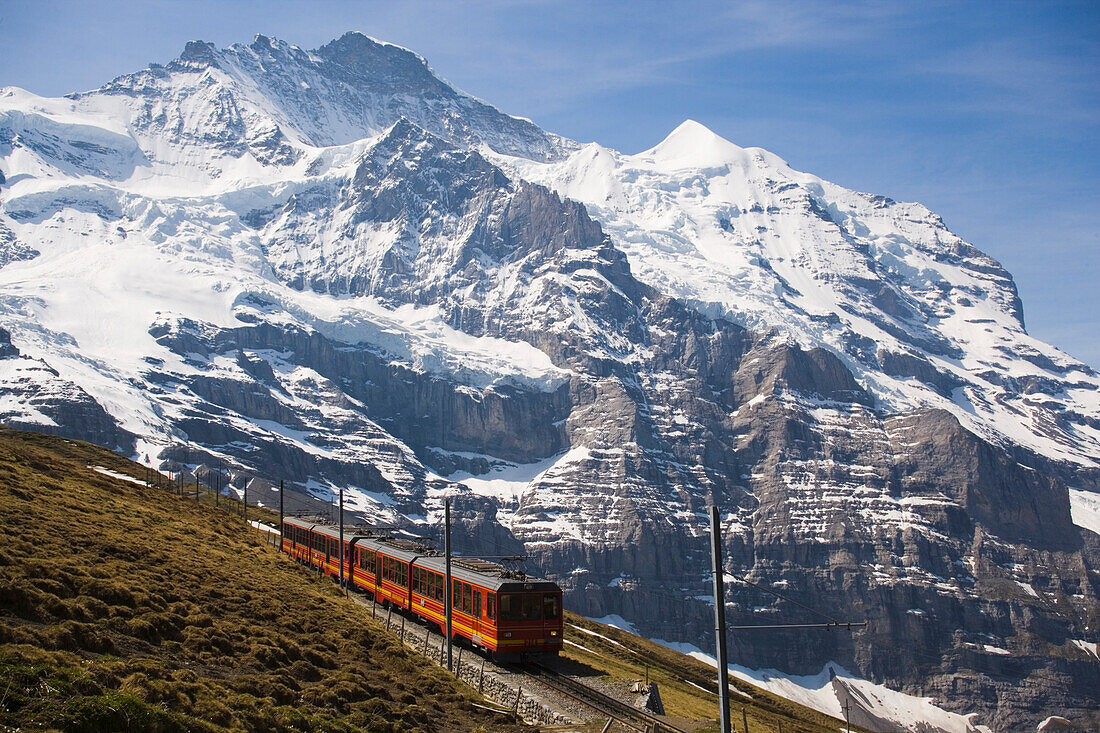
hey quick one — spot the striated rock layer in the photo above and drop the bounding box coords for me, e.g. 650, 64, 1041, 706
1, 33, 1097, 731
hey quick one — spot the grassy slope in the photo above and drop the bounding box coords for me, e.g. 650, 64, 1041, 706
559, 611, 863, 733
0, 428, 526, 733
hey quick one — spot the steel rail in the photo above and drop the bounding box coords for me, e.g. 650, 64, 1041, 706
522, 662, 688, 733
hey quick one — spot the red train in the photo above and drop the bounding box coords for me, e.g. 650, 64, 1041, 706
281, 516, 563, 658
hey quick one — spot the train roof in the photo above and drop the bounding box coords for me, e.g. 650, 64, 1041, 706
281, 516, 558, 592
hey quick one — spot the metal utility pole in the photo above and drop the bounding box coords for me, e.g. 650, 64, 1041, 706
243, 481, 248, 524
445, 498, 453, 672
339, 486, 345, 591
215, 474, 219, 508
710, 504, 731, 733
279, 480, 284, 547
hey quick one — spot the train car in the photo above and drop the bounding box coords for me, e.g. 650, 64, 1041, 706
280, 516, 563, 658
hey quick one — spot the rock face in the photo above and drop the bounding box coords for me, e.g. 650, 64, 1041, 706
0, 328, 133, 452
1, 33, 1098, 731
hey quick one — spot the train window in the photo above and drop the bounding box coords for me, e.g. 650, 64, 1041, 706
473, 589, 481, 618
543, 594, 560, 620
521, 594, 542, 621
499, 594, 520, 621
463, 583, 472, 614
436, 573, 444, 602
486, 593, 496, 620
427, 572, 436, 600
375, 555, 382, 579
397, 562, 407, 588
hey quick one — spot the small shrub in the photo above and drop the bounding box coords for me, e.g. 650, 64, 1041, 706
57, 691, 189, 733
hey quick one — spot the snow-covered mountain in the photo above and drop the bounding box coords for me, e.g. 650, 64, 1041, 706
1, 32, 1097, 731
502, 121, 1100, 471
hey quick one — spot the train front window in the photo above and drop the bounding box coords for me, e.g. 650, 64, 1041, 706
486, 593, 496, 620
543, 593, 560, 620
521, 593, 542, 621
499, 594, 520, 621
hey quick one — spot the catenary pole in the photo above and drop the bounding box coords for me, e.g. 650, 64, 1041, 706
445, 498, 453, 672
339, 486, 345, 591
711, 504, 731, 733
279, 480, 284, 549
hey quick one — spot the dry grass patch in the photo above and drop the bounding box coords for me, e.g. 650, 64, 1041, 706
0, 428, 526, 733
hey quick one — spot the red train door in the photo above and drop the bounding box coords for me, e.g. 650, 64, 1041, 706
472, 588, 483, 643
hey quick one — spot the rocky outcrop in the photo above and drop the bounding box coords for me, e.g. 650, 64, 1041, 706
0, 329, 134, 452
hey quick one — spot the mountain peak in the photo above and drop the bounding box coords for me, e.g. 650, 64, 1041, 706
642, 119, 748, 169
314, 31, 434, 84
177, 40, 221, 68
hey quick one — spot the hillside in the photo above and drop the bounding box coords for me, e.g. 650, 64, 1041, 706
557, 611, 858, 733
0, 427, 527, 732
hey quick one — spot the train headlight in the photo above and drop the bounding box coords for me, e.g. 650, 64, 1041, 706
550, 630, 559, 637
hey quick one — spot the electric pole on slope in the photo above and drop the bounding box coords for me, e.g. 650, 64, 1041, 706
710, 507, 868, 733
445, 498, 453, 672
339, 486, 345, 592
710, 504, 732, 733
279, 480, 284, 549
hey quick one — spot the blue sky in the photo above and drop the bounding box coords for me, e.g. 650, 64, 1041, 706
2, 0, 1097, 366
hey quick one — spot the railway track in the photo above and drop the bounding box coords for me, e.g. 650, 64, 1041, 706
521, 662, 688, 733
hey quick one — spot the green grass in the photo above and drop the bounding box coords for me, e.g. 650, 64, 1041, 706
0, 427, 526, 733
559, 612, 866, 733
